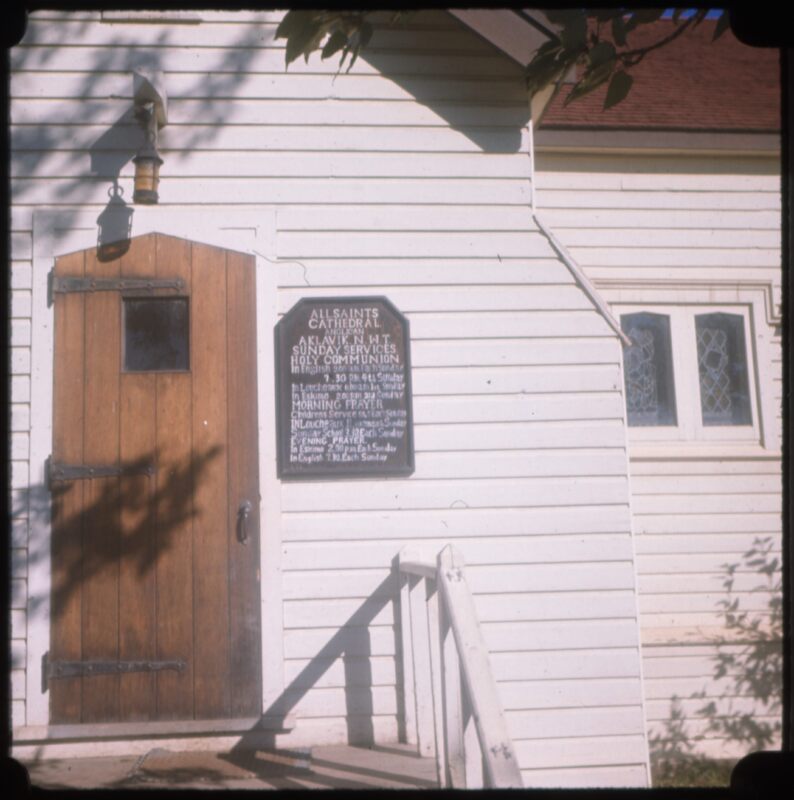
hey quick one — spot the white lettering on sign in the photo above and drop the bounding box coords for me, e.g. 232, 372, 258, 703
283, 303, 410, 472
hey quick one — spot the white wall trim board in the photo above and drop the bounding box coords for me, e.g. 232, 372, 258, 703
26, 207, 284, 732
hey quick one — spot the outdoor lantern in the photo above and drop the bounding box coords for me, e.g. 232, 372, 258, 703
132, 103, 163, 205
96, 183, 134, 261
133, 115, 163, 204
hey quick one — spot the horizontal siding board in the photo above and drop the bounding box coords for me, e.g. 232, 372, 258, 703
12, 72, 528, 103
536, 189, 780, 211
12, 124, 527, 153
633, 494, 780, 515
558, 228, 778, 249
521, 765, 649, 788
488, 619, 640, 652
638, 571, 778, 594
282, 505, 631, 541
640, 592, 774, 613
500, 677, 643, 710
286, 448, 628, 482
631, 475, 782, 495
280, 685, 398, 718
277, 231, 554, 259
284, 656, 396, 689
515, 736, 647, 770
412, 393, 625, 424
635, 533, 781, 555
630, 459, 781, 476
285, 599, 395, 630
411, 363, 621, 393
12, 46, 520, 78
415, 420, 627, 451
541, 207, 780, 231
12, 98, 529, 127
277, 288, 595, 314
284, 626, 397, 659
411, 339, 617, 367
12, 177, 533, 205
636, 551, 781, 574
566, 247, 781, 267
277, 205, 538, 231
507, 707, 644, 740
490, 647, 641, 677
282, 533, 633, 571
18, 21, 492, 51
634, 513, 781, 535
277, 262, 575, 288
281, 475, 629, 513
477, 590, 640, 624
282, 562, 636, 600
535, 171, 777, 192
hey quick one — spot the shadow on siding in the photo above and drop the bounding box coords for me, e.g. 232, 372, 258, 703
649, 536, 783, 786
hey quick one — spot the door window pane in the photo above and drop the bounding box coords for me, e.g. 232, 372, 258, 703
124, 297, 189, 372
621, 312, 677, 426
695, 313, 751, 426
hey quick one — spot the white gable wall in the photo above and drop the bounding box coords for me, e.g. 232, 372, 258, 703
11, 10, 649, 787
534, 148, 783, 769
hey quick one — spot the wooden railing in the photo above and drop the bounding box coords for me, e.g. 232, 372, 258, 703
397, 544, 523, 788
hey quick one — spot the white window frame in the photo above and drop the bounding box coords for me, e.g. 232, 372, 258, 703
617, 303, 760, 444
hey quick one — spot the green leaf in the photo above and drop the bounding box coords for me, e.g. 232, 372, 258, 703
321, 29, 348, 60
525, 47, 573, 97
712, 11, 731, 41
564, 59, 614, 106
611, 15, 627, 47
588, 40, 617, 68
604, 69, 633, 109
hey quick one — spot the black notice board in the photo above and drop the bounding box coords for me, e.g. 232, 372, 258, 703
276, 297, 415, 480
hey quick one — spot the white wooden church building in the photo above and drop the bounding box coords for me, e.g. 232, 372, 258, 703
8, 9, 782, 788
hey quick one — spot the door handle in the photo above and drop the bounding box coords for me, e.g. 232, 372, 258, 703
237, 500, 253, 544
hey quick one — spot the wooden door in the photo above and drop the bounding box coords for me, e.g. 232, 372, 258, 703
49, 232, 262, 724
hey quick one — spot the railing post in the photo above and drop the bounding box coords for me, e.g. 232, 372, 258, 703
438, 577, 466, 788
399, 570, 418, 746
437, 545, 523, 788
425, 578, 450, 788
462, 684, 484, 788
400, 548, 435, 759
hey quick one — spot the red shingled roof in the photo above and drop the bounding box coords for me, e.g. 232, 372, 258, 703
539, 17, 780, 131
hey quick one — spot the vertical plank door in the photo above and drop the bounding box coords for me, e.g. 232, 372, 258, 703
50, 232, 262, 724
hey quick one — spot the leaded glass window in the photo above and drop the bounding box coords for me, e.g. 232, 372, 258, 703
620, 312, 676, 426
695, 313, 751, 426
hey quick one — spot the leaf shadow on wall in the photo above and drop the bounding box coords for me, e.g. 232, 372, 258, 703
648, 537, 783, 787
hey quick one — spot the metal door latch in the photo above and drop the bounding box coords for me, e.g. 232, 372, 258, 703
237, 500, 253, 544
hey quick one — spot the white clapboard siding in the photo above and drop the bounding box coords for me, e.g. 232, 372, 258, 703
282, 504, 632, 541
283, 561, 636, 600
499, 678, 643, 710
14, 151, 535, 180
282, 533, 634, 570
276, 262, 575, 288
516, 736, 648, 770
11, 46, 519, 78
11, 123, 527, 153
522, 764, 649, 789
12, 99, 530, 128
284, 656, 397, 690
411, 362, 622, 393
536, 146, 783, 768
281, 475, 629, 513
13, 9, 649, 781
284, 626, 398, 660
643, 674, 780, 701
